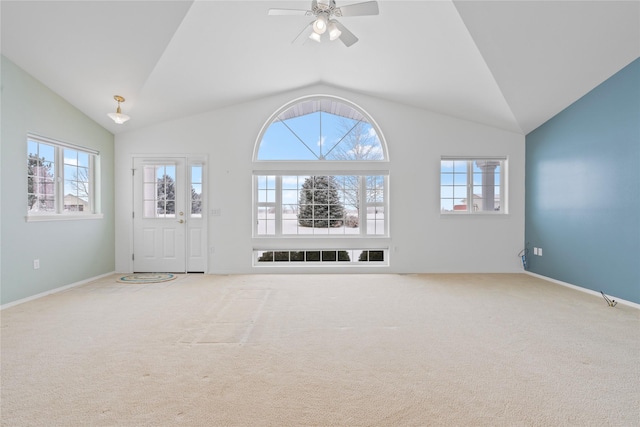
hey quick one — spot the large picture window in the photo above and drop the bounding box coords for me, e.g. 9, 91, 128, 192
27, 134, 101, 220
255, 174, 386, 236
253, 96, 389, 266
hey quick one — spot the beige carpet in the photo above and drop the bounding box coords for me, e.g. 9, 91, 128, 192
1, 273, 638, 426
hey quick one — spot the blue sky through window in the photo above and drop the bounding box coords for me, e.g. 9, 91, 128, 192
257, 110, 383, 161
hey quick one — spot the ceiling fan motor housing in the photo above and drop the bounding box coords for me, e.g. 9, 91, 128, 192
313, 0, 341, 17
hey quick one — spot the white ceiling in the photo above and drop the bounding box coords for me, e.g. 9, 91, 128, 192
2, 0, 638, 135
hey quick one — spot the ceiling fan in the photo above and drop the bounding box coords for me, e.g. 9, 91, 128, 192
268, 0, 379, 47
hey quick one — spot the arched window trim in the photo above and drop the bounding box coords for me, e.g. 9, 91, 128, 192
253, 94, 389, 163
252, 95, 391, 267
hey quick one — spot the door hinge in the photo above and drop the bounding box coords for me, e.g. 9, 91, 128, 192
132, 211, 135, 219
132, 253, 135, 261
132, 169, 135, 176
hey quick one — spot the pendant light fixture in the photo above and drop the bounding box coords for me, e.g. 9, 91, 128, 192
107, 95, 130, 124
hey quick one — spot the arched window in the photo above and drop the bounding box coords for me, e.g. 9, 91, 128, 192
255, 97, 387, 161
253, 96, 389, 266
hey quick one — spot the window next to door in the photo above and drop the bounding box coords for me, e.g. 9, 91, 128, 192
191, 165, 203, 218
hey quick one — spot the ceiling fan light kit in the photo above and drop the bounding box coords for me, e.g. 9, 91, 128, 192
269, 0, 378, 47
328, 20, 342, 40
313, 13, 328, 34
309, 31, 322, 43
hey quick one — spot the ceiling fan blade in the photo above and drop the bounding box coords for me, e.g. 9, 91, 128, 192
334, 21, 358, 47
292, 22, 315, 44
268, 8, 312, 16
337, 1, 379, 17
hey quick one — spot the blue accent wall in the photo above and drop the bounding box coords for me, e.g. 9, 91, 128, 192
525, 58, 640, 304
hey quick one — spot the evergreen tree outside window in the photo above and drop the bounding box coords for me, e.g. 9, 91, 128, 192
253, 96, 389, 265
142, 164, 177, 218
298, 176, 345, 228
191, 165, 203, 217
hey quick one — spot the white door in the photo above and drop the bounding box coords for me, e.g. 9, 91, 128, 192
132, 157, 207, 273
132, 158, 187, 272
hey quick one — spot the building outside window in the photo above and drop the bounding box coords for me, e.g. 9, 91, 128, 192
27, 134, 101, 220
440, 157, 507, 214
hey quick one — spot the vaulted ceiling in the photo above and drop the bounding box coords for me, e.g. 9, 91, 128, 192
2, 1, 638, 135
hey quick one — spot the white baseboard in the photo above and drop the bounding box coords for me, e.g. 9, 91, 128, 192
525, 271, 640, 310
1, 271, 116, 310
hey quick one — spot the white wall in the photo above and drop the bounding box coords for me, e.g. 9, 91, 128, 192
115, 84, 525, 274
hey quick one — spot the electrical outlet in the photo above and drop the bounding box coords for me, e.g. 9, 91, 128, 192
533, 247, 539, 256
33, 259, 40, 269
538, 248, 543, 256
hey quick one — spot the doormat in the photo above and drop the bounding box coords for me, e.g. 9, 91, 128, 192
117, 273, 177, 284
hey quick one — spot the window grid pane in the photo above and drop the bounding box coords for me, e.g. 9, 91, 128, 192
191, 165, 202, 217
63, 149, 90, 212
256, 99, 385, 161
142, 165, 177, 218
441, 159, 504, 213
255, 249, 387, 264
27, 137, 98, 216
27, 140, 57, 213
256, 174, 386, 237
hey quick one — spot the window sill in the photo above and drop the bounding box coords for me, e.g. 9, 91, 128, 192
254, 262, 389, 268
440, 212, 508, 217
26, 213, 104, 222
253, 236, 390, 239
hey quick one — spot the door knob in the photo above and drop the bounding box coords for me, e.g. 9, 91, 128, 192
179, 211, 184, 216
178, 219, 184, 224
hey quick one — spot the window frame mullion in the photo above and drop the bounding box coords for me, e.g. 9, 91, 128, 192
466, 160, 473, 213
55, 146, 63, 214
359, 176, 367, 235
275, 175, 283, 236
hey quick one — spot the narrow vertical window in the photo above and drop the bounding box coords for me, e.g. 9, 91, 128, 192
27, 140, 56, 213
256, 175, 276, 235
191, 165, 202, 217
63, 149, 91, 212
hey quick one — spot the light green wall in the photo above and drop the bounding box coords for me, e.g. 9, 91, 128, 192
1, 56, 115, 305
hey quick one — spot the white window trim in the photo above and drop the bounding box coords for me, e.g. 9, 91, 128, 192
26, 134, 102, 221
253, 94, 389, 162
25, 213, 104, 222
440, 156, 508, 216
253, 248, 390, 267
253, 172, 389, 238
252, 95, 391, 267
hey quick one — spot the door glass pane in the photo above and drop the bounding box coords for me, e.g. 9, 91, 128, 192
143, 164, 177, 218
